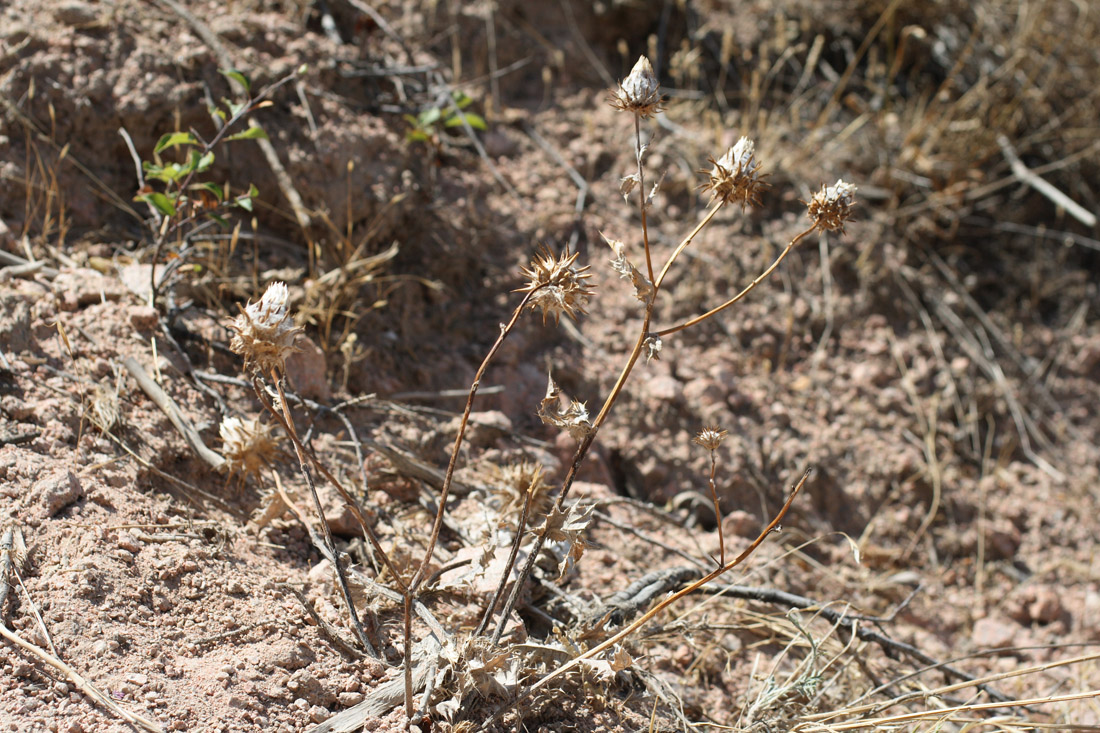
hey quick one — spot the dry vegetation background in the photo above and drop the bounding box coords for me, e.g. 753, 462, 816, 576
1, 0, 1099, 731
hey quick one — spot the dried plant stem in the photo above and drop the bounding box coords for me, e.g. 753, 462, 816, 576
635, 115, 655, 285
473, 472, 539, 637
252, 379, 405, 588
486, 469, 811, 728
658, 225, 815, 337
707, 450, 724, 565
490, 202, 739, 643
400, 290, 536, 718
0, 623, 164, 733
490, 202, 734, 642
653, 200, 725, 290
255, 375, 376, 658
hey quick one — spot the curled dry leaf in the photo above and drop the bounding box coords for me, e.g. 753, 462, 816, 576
540, 501, 595, 579
643, 333, 662, 363
537, 372, 593, 440
603, 232, 653, 302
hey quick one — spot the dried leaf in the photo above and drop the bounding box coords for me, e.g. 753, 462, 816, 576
602, 232, 653, 302
537, 373, 593, 440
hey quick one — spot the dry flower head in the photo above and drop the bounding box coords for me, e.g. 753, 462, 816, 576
806, 179, 858, 233
229, 281, 302, 373
517, 246, 594, 325
220, 416, 279, 483
704, 137, 767, 209
488, 460, 552, 525
610, 55, 663, 118
693, 426, 729, 452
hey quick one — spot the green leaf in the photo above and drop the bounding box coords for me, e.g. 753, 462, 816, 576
225, 126, 268, 142
139, 192, 177, 217
196, 151, 215, 172
445, 112, 487, 131
234, 186, 258, 212
154, 131, 197, 154
222, 98, 247, 119
219, 68, 251, 95
419, 107, 442, 127
451, 90, 473, 109
194, 181, 225, 201
405, 130, 429, 143
206, 213, 230, 228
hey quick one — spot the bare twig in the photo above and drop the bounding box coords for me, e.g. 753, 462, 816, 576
997, 134, 1096, 227
0, 624, 164, 732
123, 356, 226, 471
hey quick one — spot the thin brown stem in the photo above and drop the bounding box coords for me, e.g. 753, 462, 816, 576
254, 375, 376, 657
635, 115, 655, 286
408, 289, 535, 594
493, 293, 656, 643
252, 377, 405, 590
473, 472, 538, 637
400, 289, 535, 716
658, 226, 816, 337
653, 201, 725, 291
708, 451, 724, 565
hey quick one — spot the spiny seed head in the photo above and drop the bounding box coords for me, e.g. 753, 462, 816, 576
610, 55, 664, 118
693, 426, 729, 452
490, 461, 552, 525
704, 136, 767, 209
517, 246, 595, 325
806, 179, 858, 233
220, 416, 279, 483
229, 281, 302, 374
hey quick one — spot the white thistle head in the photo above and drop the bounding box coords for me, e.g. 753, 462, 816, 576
229, 281, 302, 374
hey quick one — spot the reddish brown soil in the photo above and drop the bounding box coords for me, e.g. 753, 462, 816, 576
2, 1, 1099, 731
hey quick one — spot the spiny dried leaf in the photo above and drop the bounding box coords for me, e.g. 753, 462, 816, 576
537, 372, 593, 440
541, 501, 595, 578
643, 333, 662, 362
603, 233, 653, 302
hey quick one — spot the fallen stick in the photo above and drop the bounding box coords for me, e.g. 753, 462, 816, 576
122, 356, 226, 471
997, 133, 1096, 227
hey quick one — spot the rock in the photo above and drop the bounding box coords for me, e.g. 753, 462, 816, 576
54, 1, 98, 25
971, 616, 1016, 650
129, 305, 159, 331
52, 268, 124, 311
461, 410, 513, 448
0, 292, 36, 354
1027, 586, 1064, 624
34, 470, 84, 518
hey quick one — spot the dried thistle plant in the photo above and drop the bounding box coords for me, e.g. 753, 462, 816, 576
694, 426, 729, 564
480, 54, 858, 680
806, 179, 859, 233
487, 460, 552, 525
610, 55, 664, 119
228, 281, 302, 374
704, 136, 768, 209
517, 246, 595, 325
219, 415, 279, 486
